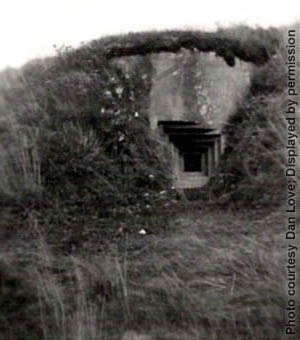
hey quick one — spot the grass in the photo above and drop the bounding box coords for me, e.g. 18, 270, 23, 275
209, 30, 293, 207
0, 82, 42, 202
0, 206, 287, 340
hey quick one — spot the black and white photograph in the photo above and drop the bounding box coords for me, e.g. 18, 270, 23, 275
0, 1, 299, 339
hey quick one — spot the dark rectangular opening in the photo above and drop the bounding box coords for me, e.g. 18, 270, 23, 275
184, 153, 202, 172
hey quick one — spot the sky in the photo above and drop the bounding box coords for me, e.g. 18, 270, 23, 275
0, 0, 299, 71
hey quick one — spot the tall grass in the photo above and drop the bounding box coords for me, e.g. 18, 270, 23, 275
0, 209, 286, 339
0, 79, 42, 203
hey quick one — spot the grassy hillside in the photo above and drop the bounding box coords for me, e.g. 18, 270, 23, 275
0, 25, 292, 340
0, 26, 282, 231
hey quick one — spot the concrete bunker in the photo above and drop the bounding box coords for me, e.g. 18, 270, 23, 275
108, 31, 271, 188
150, 50, 250, 189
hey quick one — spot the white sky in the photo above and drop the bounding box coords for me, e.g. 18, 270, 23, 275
0, 0, 299, 71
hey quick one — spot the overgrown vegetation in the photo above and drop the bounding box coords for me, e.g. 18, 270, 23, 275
210, 27, 288, 208
90, 28, 278, 66
0, 41, 178, 231
0, 25, 294, 340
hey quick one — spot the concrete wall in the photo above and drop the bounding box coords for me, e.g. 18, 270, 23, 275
149, 52, 186, 129
149, 50, 251, 132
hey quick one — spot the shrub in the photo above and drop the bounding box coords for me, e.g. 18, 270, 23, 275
0, 42, 173, 217
210, 41, 288, 207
